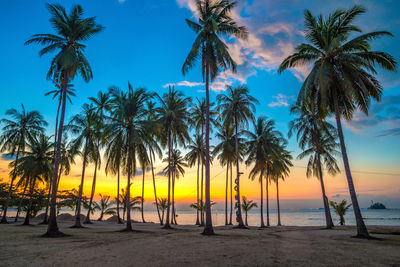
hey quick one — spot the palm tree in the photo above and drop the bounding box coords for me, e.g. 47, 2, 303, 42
163, 149, 188, 225
330, 200, 351, 225
244, 117, 280, 228
240, 197, 257, 226
217, 85, 258, 228
182, 0, 248, 235
213, 123, 245, 225
138, 145, 150, 223
25, 3, 103, 237
67, 104, 101, 228
289, 105, 340, 229
270, 142, 293, 226
13, 134, 54, 225
145, 101, 163, 225
279, 5, 396, 238
97, 194, 116, 221
185, 134, 203, 225
156, 87, 191, 229
155, 197, 169, 225
0, 105, 47, 223
107, 84, 151, 231
118, 187, 142, 221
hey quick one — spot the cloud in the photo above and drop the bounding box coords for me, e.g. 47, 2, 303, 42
156, 170, 167, 176
268, 94, 294, 107
344, 95, 400, 136
118, 0, 126, 3
163, 81, 204, 88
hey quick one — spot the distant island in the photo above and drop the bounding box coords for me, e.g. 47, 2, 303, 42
369, 202, 386, 209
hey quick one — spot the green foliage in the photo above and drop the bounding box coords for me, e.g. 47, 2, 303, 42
330, 199, 351, 225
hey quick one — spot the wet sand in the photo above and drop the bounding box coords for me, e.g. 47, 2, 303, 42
1, 219, 399, 266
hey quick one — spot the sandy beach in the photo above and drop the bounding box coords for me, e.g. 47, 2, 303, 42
1, 218, 399, 266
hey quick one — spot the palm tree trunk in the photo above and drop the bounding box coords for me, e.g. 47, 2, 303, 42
125, 144, 133, 231
161, 210, 164, 225
260, 168, 265, 227
117, 167, 123, 224
40, 181, 52, 224
276, 178, 281, 226
195, 157, 200, 225
163, 131, 172, 229
73, 141, 88, 228
225, 163, 229, 225
234, 116, 245, 228
98, 211, 104, 221
171, 173, 175, 224
141, 167, 146, 223
200, 126, 204, 226
245, 211, 248, 226
333, 97, 369, 238
45, 74, 68, 237
317, 153, 334, 229
202, 65, 214, 235
15, 181, 29, 222
150, 151, 162, 225
229, 162, 233, 225
266, 171, 270, 227
23, 177, 35, 226
84, 159, 98, 224
0, 148, 21, 224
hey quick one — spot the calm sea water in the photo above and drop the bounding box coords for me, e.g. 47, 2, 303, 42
5, 208, 400, 226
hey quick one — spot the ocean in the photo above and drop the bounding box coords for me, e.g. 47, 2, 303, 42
4, 208, 400, 226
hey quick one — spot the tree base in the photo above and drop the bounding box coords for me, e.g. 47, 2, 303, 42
201, 226, 215, 235
0, 218, 8, 224
39, 220, 48, 225
233, 224, 248, 229
42, 230, 68, 238
162, 224, 173, 230
70, 224, 85, 229
83, 220, 93, 225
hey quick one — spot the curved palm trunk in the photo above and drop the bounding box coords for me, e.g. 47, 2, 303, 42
225, 163, 229, 225
150, 151, 162, 225
171, 174, 175, 224
276, 178, 281, 226
98, 211, 104, 221
116, 167, 123, 224
161, 209, 165, 224
260, 168, 265, 228
84, 159, 98, 224
195, 157, 200, 225
15, 181, 29, 222
234, 117, 245, 228
23, 177, 36, 226
317, 153, 334, 229
229, 162, 233, 225
200, 126, 204, 226
40, 181, 52, 224
266, 172, 270, 227
202, 66, 214, 235
334, 98, 369, 238
125, 144, 133, 231
141, 168, 146, 223
72, 141, 88, 228
0, 148, 20, 224
45, 75, 68, 237
162, 132, 172, 229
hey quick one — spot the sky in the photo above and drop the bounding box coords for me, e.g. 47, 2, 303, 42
0, 0, 399, 211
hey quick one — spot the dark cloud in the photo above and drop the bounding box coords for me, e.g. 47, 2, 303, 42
1, 153, 16, 161
156, 171, 167, 176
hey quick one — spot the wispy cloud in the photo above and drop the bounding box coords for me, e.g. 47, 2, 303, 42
118, 0, 126, 3
268, 94, 293, 107
163, 81, 204, 88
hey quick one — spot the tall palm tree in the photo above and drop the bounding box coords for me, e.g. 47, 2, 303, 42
213, 123, 244, 225
279, 5, 396, 238
163, 149, 188, 224
25, 3, 103, 237
270, 142, 292, 226
182, 0, 248, 235
217, 85, 258, 228
244, 117, 279, 228
145, 101, 163, 225
67, 104, 100, 228
138, 144, 150, 223
0, 105, 47, 223
107, 84, 150, 231
13, 134, 54, 225
156, 87, 191, 229
289, 105, 340, 229
240, 196, 257, 227
185, 134, 203, 225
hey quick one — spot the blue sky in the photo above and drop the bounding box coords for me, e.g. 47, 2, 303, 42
0, 0, 399, 207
